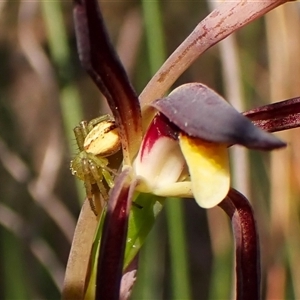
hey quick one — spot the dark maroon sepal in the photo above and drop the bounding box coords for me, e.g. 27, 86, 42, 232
73, 0, 142, 162
244, 96, 300, 133
151, 83, 286, 150
218, 189, 261, 300
96, 168, 136, 299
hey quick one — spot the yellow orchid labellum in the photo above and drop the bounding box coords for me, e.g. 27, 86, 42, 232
179, 134, 230, 208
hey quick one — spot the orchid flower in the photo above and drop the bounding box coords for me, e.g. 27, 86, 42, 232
133, 83, 285, 208
63, 0, 297, 299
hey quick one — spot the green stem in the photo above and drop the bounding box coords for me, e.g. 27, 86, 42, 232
142, 0, 166, 72
137, 1, 191, 299
1, 229, 29, 300
165, 198, 192, 300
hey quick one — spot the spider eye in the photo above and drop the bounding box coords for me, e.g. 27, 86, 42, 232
84, 121, 121, 156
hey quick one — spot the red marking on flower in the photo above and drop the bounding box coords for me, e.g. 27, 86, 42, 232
140, 113, 179, 161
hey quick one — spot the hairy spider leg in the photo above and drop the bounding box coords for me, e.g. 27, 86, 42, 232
89, 154, 116, 188
102, 168, 115, 188
73, 125, 86, 151
89, 161, 109, 213
81, 157, 98, 213
87, 114, 112, 131
73, 120, 93, 151
80, 155, 108, 215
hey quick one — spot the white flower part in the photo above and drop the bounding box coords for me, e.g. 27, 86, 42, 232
134, 135, 187, 194
179, 133, 230, 208
153, 181, 193, 198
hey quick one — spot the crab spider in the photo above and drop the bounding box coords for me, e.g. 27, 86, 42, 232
70, 114, 121, 214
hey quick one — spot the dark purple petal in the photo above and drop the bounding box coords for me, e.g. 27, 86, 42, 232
151, 83, 286, 150
96, 168, 136, 299
73, 0, 142, 164
244, 96, 300, 133
219, 189, 261, 300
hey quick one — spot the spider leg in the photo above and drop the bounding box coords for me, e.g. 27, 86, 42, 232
89, 162, 109, 202
73, 121, 89, 151
89, 155, 116, 188
82, 158, 98, 215
102, 168, 114, 188
91, 186, 105, 214
87, 114, 112, 130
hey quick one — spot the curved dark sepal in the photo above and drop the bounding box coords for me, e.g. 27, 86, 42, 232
244, 96, 300, 133
151, 83, 286, 150
96, 168, 136, 299
73, 0, 142, 164
218, 189, 261, 300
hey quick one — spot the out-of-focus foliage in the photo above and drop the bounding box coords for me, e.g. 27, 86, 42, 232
0, 1, 300, 299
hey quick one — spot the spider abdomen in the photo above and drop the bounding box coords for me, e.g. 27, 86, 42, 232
84, 121, 121, 157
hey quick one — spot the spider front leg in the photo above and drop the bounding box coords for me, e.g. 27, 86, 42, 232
87, 114, 113, 129
82, 155, 109, 214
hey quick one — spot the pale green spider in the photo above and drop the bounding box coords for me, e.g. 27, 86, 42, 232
70, 114, 121, 214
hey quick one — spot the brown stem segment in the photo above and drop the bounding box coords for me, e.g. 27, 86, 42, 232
96, 169, 136, 300
218, 189, 261, 300
62, 199, 99, 300
140, 0, 288, 128
73, 0, 142, 165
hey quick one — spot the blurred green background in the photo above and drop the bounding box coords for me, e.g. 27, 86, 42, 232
0, 0, 300, 299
